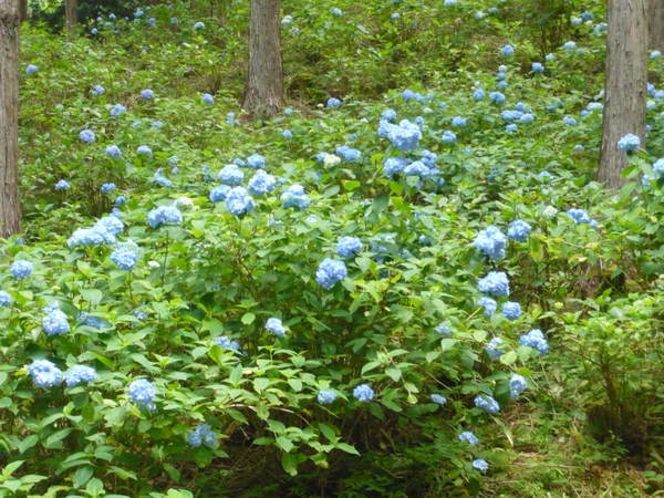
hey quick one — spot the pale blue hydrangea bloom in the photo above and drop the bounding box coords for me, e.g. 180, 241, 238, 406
532, 62, 544, 73
383, 156, 409, 176
111, 242, 139, 271
215, 336, 241, 352
507, 220, 532, 241
402, 89, 425, 102
381, 108, 397, 122
562, 41, 577, 50
330, 7, 343, 17
64, 365, 97, 387
473, 225, 507, 260
326, 97, 342, 108
489, 91, 506, 104
193, 21, 205, 30
248, 169, 277, 196
520, 113, 535, 124
317, 389, 337, 405
26, 64, 39, 75
509, 374, 528, 399
106, 145, 122, 158
474, 394, 500, 414
27, 359, 62, 388
434, 322, 451, 336
140, 89, 154, 100
430, 394, 447, 405
485, 337, 505, 360
315, 258, 347, 289
473, 89, 485, 100
567, 208, 597, 226
441, 130, 457, 143
519, 329, 549, 355
110, 104, 127, 117
281, 184, 310, 209
282, 129, 293, 139
209, 185, 231, 203
202, 93, 214, 104
137, 145, 153, 155
386, 119, 422, 152
478, 271, 510, 297
506, 124, 518, 132
246, 153, 266, 168
128, 378, 156, 411
651, 50, 662, 59
472, 459, 489, 472
79, 129, 95, 144
477, 296, 497, 317
452, 116, 467, 127
459, 431, 479, 446
336, 236, 362, 258
10, 260, 33, 279
147, 205, 183, 228
225, 187, 254, 216
0, 291, 12, 307
218, 164, 245, 186
42, 308, 70, 336
353, 384, 374, 402
336, 145, 362, 162
617, 133, 640, 152
187, 423, 217, 448
653, 158, 664, 177
266, 317, 286, 337
563, 115, 578, 126
55, 179, 71, 190
502, 301, 521, 320
501, 44, 515, 57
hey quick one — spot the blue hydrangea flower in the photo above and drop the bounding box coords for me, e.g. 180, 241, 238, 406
140, 89, 154, 100
77, 313, 110, 330
42, 307, 70, 336
567, 208, 596, 226
187, 423, 217, 448
519, 329, 549, 355
434, 322, 451, 336
502, 301, 521, 320
562, 41, 577, 51
55, 179, 71, 190
10, 260, 33, 279
105, 145, 122, 158
403, 160, 436, 178
110, 104, 127, 117
507, 220, 531, 242
497, 80, 508, 89
386, 119, 422, 152
430, 394, 447, 405
383, 156, 409, 176
489, 91, 506, 104
137, 145, 153, 156
193, 21, 205, 30
335, 145, 362, 162
282, 129, 293, 139
226, 112, 236, 125
485, 337, 505, 360
92, 85, 105, 96
509, 374, 527, 399
353, 384, 374, 402
472, 459, 489, 472
209, 185, 231, 203
317, 389, 337, 405
501, 110, 522, 121
0, 291, 12, 307
248, 169, 277, 196
444, 0, 457, 5
532, 62, 544, 73
26, 64, 39, 75
459, 431, 479, 446
67, 227, 111, 248
563, 115, 578, 126
336, 236, 362, 259
477, 296, 497, 317
215, 336, 241, 352
111, 242, 139, 271
326, 97, 342, 108
617, 133, 640, 152
520, 113, 535, 124
402, 89, 425, 102
225, 187, 254, 216
506, 124, 518, 133
95, 215, 123, 237
128, 378, 156, 411
473, 225, 507, 260
330, 7, 342, 17
246, 153, 266, 168
501, 44, 515, 57
653, 158, 664, 177
27, 359, 62, 388
381, 108, 397, 122
474, 394, 500, 414
315, 258, 347, 289
266, 317, 286, 337
473, 89, 485, 100
101, 183, 117, 194
79, 129, 95, 144
452, 116, 467, 127
218, 164, 245, 185
147, 17, 156, 26
441, 130, 457, 144
64, 365, 97, 387
147, 205, 183, 228
581, 10, 594, 21
281, 184, 310, 209
478, 271, 510, 297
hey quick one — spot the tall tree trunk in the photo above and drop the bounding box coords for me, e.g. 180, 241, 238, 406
598, 0, 648, 188
0, 0, 22, 237
19, 0, 27, 22
65, 0, 77, 33
242, 0, 283, 120
648, 0, 664, 51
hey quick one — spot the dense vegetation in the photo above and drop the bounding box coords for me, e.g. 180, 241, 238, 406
1, 0, 663, 496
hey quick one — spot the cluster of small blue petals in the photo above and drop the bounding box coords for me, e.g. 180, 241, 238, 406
27, 359, 62, 388
381, 108, 397, 122
335, 145, 361, 162
532, 62, 544, 73
0, 291, 12, 307
225, 187, 254, 216
55, 179, 71, 190
617, 133, 640, 152
326, 97, 342, 108
434, 322, 451, 336
474, 394, 500, 414
430, 394, 447, 406
353, 384, 374, 402
386, 119, 422, 152
106, 145, 122, 158
265, 317, 286, 337
101, 183, 117, 194
147, 205, 183, 228
215, 336, 241, 352
42, 307, 70, 336
501, 44, 515, 56
64, 365, 97, 387
502, 301, 521, 320
478, 271, 510, 297
489, 91, 506, 104
509, 374, 528, 399
218, 164, 245, 185
402, 89, 425, 102
472, 459, 489, 472
202, 93, 214, 104
441, 130, 457, 143
477, 296, 497, 317
248, 169, 277, 196
336, 236, 362, 258
485, 337, 505, 360
26, 64, 39, 75
473, 226, 507, 260
92, 85, 104, 96
246, 153, 266, 168
209, 185, 231, 203
383, 156, 409, 176
187, 424, 217, 448
473, 89, 485, 100
567, 208, 598, 227
77, 313, 110, 330
137, 145, 153, 155
315, 258, 347, 289
128, 378, 157, 411
79, 129, 95, 143
317, 389, 337, 405
10, 260, 33, 279
507, 220, 532, 241
458, 431, 479, 446
451, 116, 467, 127
519, 329, 549, 355
111, 242, 139, 271
281, 184, 310, 209
110, 104, 127, 117
140, 89, 154, 100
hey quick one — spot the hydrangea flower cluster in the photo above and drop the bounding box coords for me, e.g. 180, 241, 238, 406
430, 394, 447, 406
110, 104, 127, 117
215, 336, 241, 352
500, 44, 515, 57
218, 164, 245, 185
509, 374, 528, 399
317, 389, 337, 405
64, 365, 97, 387
567, 208, 597, 227
384, 119, 422, 152
478, 271, 510, 297
477, 296, 497, 317
225, 187, 254, 216
55, 179, 71, 190
474, 394, 500, 414
111, 242, 139, 271
10, 260, 33, 279
281, 184, 310, 209
147, 205, 183, 228
485, 337, 505, 360
209, 185, 231, 203
79, 129, 95, 144
335, 145, 362, 162
473, 225, 507, 261
68, 215, 123, 248
402, 89, 425, 102
502, 301, 521, 320
265, 317, 286, 337
336, 236, 362, 258
472, 459, 489, 472
617, 133, 640, 152
27, 359, 62, 388
202, 93, 214, 105
246, 153, 266, 168
458, 431, 479, 446
434, 322, 451, 336
326, 97, 342, 108
248, 169, 277, 196
42, 306, 70, 336
353, 384, 374, 402
140, 89, 154, 100
128, 378, 156, 411
0, 291, 12, 307
519, 329, 549, 355
106, 145, 122, 158
137, 145, 153, 155
187, 423, 217, 448
507, 220, 532, 242
315, 258, 347, 289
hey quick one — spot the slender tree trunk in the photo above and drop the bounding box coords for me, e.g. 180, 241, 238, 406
598, 0, 648, 188
19, 0, 27, 22
648, 0, 664, 51
242, 0, 283, 120
0, 0, 22, 237
65, 0, 77, 33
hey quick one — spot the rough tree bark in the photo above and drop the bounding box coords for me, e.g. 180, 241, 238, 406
65, 0, 77, 33
19, 0, 27, 22
598, 0, 648, 188
648, 0, 664, 51
242, 0, 284, 120
0, 0, 21, 237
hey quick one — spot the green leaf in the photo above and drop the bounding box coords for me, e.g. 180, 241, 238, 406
335, 443, 360, 456
276, 436, 294, 453
0, 397, 13, 409
85, 478, 104, 497
228, 364, 243, 386
361, 361, 380, 375
17, 435, 39, 454
241, 312, 255, 325
287, 379, 303, 392
499, 350, 518, 366
253, 377, 270, 392
385, 367, 402, 382
80, 289, 103, 306
281, 453, 300, 477
1, 460, 24, 479
72, 466, 93, 488
318, 423, 337, 442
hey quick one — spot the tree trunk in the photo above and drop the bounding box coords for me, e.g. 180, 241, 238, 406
648, 0, 664, 51
242, 0, 283, 120
0, 0, 22, 237
19, 0, 27, 22
65, 0, 77, 33
598, 0, 648, 189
